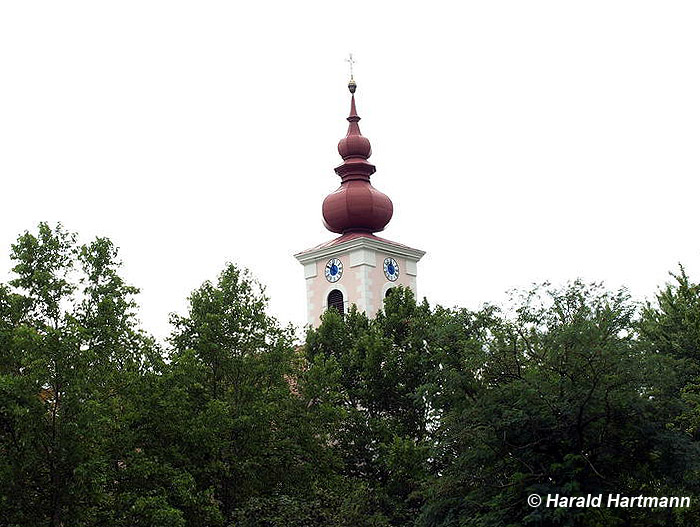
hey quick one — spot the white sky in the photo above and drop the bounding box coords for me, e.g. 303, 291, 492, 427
1, 2, 699, 341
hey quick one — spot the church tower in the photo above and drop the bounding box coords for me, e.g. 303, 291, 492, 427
295, 77, 425, 326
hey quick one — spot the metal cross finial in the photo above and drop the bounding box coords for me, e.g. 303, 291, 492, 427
346, 53, 356, 80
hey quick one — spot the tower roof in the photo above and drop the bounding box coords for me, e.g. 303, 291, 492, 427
321, 80, 393, 234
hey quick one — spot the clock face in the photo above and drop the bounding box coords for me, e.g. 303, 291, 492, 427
383, 257, 399, 281
325, 258, 343, 283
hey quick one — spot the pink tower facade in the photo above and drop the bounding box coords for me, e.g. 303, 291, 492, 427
295, 78, 425, 326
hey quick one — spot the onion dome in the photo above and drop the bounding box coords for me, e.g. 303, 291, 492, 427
322, 80, 393, 234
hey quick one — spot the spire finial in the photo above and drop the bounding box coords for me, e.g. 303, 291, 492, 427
346, 53, 357, 93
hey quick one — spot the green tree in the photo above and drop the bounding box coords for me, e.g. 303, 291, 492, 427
639, 267, 700, 525
145, 263, 336, 525
640, 266, 700, 428
0, 223, 157, 526
421, 281, 699, 527
303, 287, 437, 525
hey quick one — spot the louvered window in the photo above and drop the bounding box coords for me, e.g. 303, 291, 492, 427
327, 289, 344, 315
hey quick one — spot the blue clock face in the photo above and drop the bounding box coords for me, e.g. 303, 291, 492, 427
384, 257, 399, 281
325, 258, 343, 283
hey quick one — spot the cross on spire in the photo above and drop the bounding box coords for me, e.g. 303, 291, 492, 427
345, 53, 356, 80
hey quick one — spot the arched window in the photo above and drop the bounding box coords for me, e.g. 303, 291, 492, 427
327, 289, 344, 315
385, 287, 395, 299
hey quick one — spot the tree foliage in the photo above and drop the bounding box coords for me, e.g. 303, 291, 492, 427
0, 223, 156, 526
1, 224, 699, 526
421, 281, 699, 526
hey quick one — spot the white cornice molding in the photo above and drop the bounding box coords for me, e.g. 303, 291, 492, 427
295, 236, 426, 265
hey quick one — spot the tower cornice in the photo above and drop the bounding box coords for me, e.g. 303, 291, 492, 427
295, 233, 426, 265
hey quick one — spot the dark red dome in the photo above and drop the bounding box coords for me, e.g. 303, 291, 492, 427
322, 180, 393, 233
338, 133, 371, 159
322, 83, 393, 234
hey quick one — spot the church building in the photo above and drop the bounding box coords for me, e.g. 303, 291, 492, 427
295, 77, 425, 326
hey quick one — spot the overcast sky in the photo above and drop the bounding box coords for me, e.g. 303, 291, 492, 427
1, 1, 699, 341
